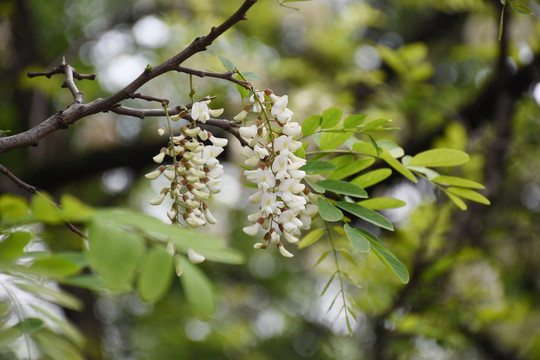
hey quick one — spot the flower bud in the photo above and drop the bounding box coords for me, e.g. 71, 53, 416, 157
278, 243, 293, 258
188, 248, 206, 264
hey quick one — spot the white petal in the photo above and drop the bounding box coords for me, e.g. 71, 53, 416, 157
278, 244, 294, 258
188, 249, 206, 264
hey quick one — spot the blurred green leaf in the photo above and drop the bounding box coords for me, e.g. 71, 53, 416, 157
31, 193, 62, 224
218, 55, 236, 72
344, 224, 370, 252
28, 255, 82, 279
138, 246, 174, 303
60, 194, 94, 222
12, 318, 44, 334
0, 194, 29, 224
33, 328, 84, 360
0, 231, 32, 260
299, 228, 325, 249
87, 220, 145, 292
14, 282, 82, 310
336, 201, 394, 231
318, 198, 344, 222
180, 256, 216, 317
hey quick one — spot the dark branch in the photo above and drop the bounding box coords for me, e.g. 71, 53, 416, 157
27, 64, 96, 81
0, 163, 37, 193
0, 0, 257, 155
177, 66, 252, 89
127, 93, 170, 104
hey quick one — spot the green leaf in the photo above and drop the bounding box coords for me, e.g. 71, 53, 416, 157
180, 257, 216, 317
408, 149, 469, 167
305, 179, 325, 193
31, 193, 62, 224
320, 130, 354, 150
328, 157, 375, 180
63, 275, 103, 290
60, 194, 94, 222
377, 139, 404, 158
358, 197, 406, 210
336, 201, 394, 231
351, 168, 392, 188
445, 191, 468, 210
14, 282, 83, 310
317, 179, 368, 198
31, 304, 85, 347
344, 114, 367, 129
91, 209, 223, 252
301, 115, 321, 136
0, 231, 32, 260
87, 220, 145, 292
12, 318, 44, 334
321, 272, 336, 296
447, 187, 491, 205
241, 71, 261, 80
352, 141, 379, 157
299, 228, 325, 249
358, 229, 409, 284
320, 107, 343, 129
338, 249, 356, 265
300, 160, 337, 174
236, 84, 251, 98
318, 198, 344, 222
138, 246, 174, 302
0, 194, 29, 224
508, 0, 533, 14
363, 118, 391, 131
28, 255, 82, 279
432, 175, 485, 189
314, 250, 331, 266
193, 247, 244, 264
33, 328, 84, 360
381, 150, 417, 182
0, 326, 22, 347
218, 55, 236, 72
343, 224, 370, 252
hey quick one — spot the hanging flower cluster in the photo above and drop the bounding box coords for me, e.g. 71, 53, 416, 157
145, 100, 227, 229
238, 90, 318, 257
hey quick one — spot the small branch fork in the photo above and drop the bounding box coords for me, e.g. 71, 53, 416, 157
0, 0, 257, 155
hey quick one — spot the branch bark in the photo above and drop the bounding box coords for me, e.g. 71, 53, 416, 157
0, 0, 257, 155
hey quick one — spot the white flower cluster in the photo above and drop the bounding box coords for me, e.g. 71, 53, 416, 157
145, 123, 227, 228
238, 90, 318, 257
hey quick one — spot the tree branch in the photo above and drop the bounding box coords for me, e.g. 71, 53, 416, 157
177, 66, 252, 89
0, 163, 37, 193
0, 0, 257, 155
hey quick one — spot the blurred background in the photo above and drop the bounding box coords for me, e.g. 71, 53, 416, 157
1, 0, 540, 359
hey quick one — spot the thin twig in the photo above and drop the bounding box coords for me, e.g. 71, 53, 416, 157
177, 66, 252, 89
27, 67, 96, 81
127, 93, 170, 104
61, 61, 84, 104
0, 163, 37, 193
